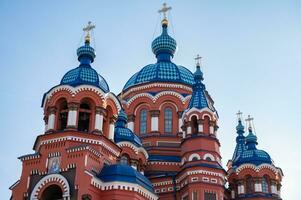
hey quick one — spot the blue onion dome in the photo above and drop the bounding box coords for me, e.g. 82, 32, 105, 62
114, 109, 142, 147
151, 23, 177, 59
123, 23, 194, 91
233, 127, 272, 167
60, 39, 109, 93
98, 164, 154, 193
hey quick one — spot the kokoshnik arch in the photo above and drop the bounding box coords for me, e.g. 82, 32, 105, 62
10, 3, 283, 200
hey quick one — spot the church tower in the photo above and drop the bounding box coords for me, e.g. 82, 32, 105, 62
10, 22, 157, 200
227, 114, 283, 200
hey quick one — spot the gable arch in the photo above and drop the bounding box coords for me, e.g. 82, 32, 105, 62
188, 153, 200, 161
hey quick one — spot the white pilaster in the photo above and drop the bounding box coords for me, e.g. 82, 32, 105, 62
109, 123, 115, 140
187, 126, 191, 135
178, 118, 183, 133
255, 183, 262, 192
209, 126, 214, 134
231, 190, 235, 199
67, 110, 77, 127
271, 184, 277, 194
47, 113, 55, 130
128, 121, 134, 132
151, 116, 159, 132
198, 124, 203, 132
94, 113, 103, 131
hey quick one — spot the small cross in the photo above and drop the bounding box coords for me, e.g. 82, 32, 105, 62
195, 54, 202, 66
245, 115, 254, 130
83, 21, 95, 36
158, 3, 172, 19
236, 110, 243, 121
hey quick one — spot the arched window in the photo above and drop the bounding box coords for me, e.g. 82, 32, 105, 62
192, 157, 198, 161
58, 100, 68, 130
120, 154, 129, 165
140, 109, 147, 134
246, 176, 254, 194
191, 116, 198, 134
164, 107, 173, 133
203, 116, 210, 134
262, 176, 269, 193
78, 102, 91, 132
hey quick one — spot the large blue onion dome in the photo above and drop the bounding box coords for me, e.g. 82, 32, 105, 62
233, 127, 272, 167
114, 109, 142, 147
123, 21, 194, 91
60, 40, 110, 93
98, 164, 154, 193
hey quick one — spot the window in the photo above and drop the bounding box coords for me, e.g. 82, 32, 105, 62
164, 107, 173, 133
140, 109, 147, 134
204, 192, 216, 200
246, 176, 254, 193
262, 176, 269, 193
120, 155, 129, 165
58, 100, 68, 130
191, 116, 198, 134
78, 102, 91, 132
192, 191, 198, 200
192, 157, 199, 161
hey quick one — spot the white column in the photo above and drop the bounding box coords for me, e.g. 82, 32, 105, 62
271, 184, 277, 194
47, 107, 56, 131
255, 183, 262, 192
177, 111, 183, 133
94, 107, 104, 132
231, 190, 235, 199
108, 117, 116, 140
198, 124, 203, 132
128, 121, 134, 131
150, 110, 159, 132
187, 126, 191, 135
128, 114, 135, 132
67, 103, 78, 129
209, 126, 214, 134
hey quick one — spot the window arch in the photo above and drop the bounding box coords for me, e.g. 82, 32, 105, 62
203, 153, 215, 161
188, 153, 200, 161
262, 176, 269, 193
140, 109, 147, 134
164, 107, 173, 133
246, 176, 254, 194
57, 100, 68, 130
78, 101, 91, 132
191, 115, 198, 134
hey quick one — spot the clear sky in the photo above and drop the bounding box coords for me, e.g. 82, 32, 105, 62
0, 0, 300, 199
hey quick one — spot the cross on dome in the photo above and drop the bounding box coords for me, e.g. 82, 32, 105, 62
195, 54, 202, 67
236, 110, 243, 121
158, 3, 172, 19
83, 21, 95, 43
245, 115, 254, 131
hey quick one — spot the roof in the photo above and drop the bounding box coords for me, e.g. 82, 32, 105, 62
97, 164, 154, 192
122, 22, 195, 91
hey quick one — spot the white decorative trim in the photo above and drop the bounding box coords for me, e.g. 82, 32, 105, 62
147, 161, 181, 166
123, 83, 192, 97
234, 163, 280, 176
38, 135, 119, 157
66, 145, 102, 157
104, 92, 122, 111
117, 141, 149, 159
183, 107, 217, 121
203, 153, 215, 161
126, 91, 191, 106
188, 153, 200, 161
18, 154, 40, 161
91, 176, 158, 200
30, 174, 70, 200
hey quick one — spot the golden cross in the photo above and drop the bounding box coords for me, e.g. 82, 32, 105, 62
195, 54, 202, 66
158, 3, 172, 19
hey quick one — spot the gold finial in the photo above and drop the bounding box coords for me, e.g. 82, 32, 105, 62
195, 54, 202, 67
158, 3, 172, 25
83, 21, 95, 43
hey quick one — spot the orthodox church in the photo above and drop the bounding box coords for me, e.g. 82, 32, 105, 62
10, 4, 283, 200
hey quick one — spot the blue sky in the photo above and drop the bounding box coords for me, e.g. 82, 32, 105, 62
0, 1, 300, 199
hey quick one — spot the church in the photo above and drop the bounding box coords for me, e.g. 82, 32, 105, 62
10, 3, 283, 200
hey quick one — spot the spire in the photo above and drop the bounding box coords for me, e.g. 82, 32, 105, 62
77, 21, 96, 65
231, 111, 246, 160
188, 55, 210, 110
245, 115, 258, 150
152, 3, 177, 61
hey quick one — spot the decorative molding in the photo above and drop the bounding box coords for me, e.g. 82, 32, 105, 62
117, 141, 149, 159
232, 163, 280, 176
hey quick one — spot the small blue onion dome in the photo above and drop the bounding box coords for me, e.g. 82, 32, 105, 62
97, 164, 155, 193
245, 128, 258, 148
114, 109, 142, 147
60, 40, 109, 93
151, 23, 177, 59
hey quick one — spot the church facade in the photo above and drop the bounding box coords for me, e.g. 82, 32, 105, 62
10, 4, 283, 200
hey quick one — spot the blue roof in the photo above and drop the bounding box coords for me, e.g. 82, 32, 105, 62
60, 41, 109, 93
232, 126, 272, 167
188, 66, 215, 111
232, 119, 246, 161
148, 155, 181, 162
123, 23, 195, 91
98, 164, 154, 193
114, 109, 142, 147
